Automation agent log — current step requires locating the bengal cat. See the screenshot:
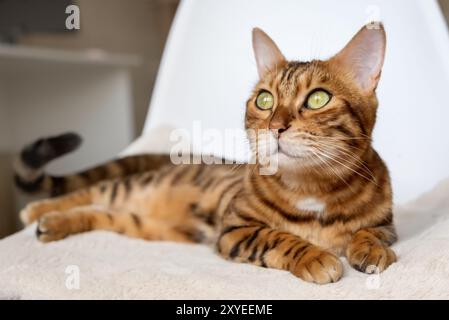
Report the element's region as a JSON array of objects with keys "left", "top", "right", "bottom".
[{"left": 15, "top": 23, "right": 397, "bottom": 284}]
